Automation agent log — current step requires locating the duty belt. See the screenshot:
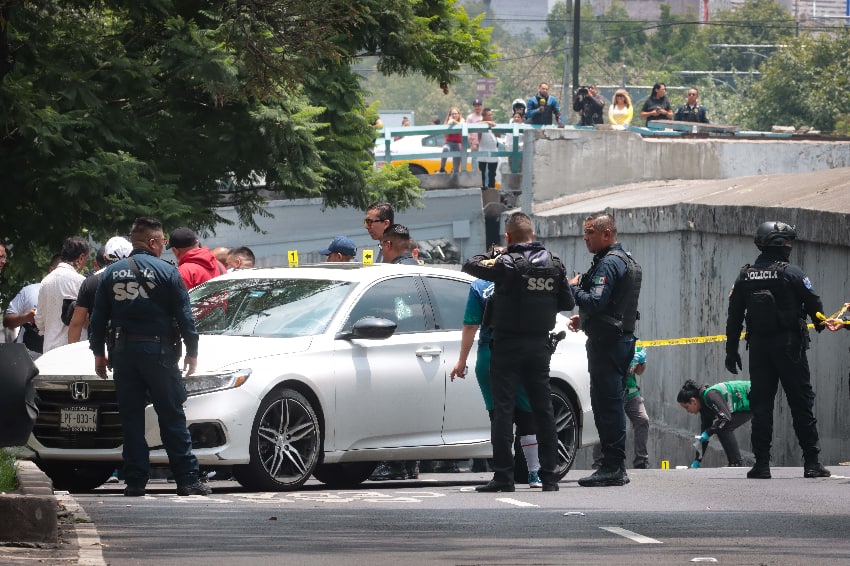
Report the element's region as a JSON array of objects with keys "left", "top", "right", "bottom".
[{"left": 125, "top": 334, "right": 162, "bottom": 342}]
